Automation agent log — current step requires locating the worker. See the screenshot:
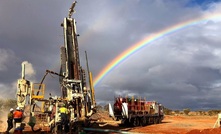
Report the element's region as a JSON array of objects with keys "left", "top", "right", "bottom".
[
  {"left": 6, "top": 108, "right": 14, "bottom": 134},
  {"left": 13, "top": 107, "right": 23, "bottom": 124},
  {"left": 59, "top": 104, "right": 69, "bottom": 132},
  {"left": 59, "top": 104, "right": 68, "bottom": 120}
]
